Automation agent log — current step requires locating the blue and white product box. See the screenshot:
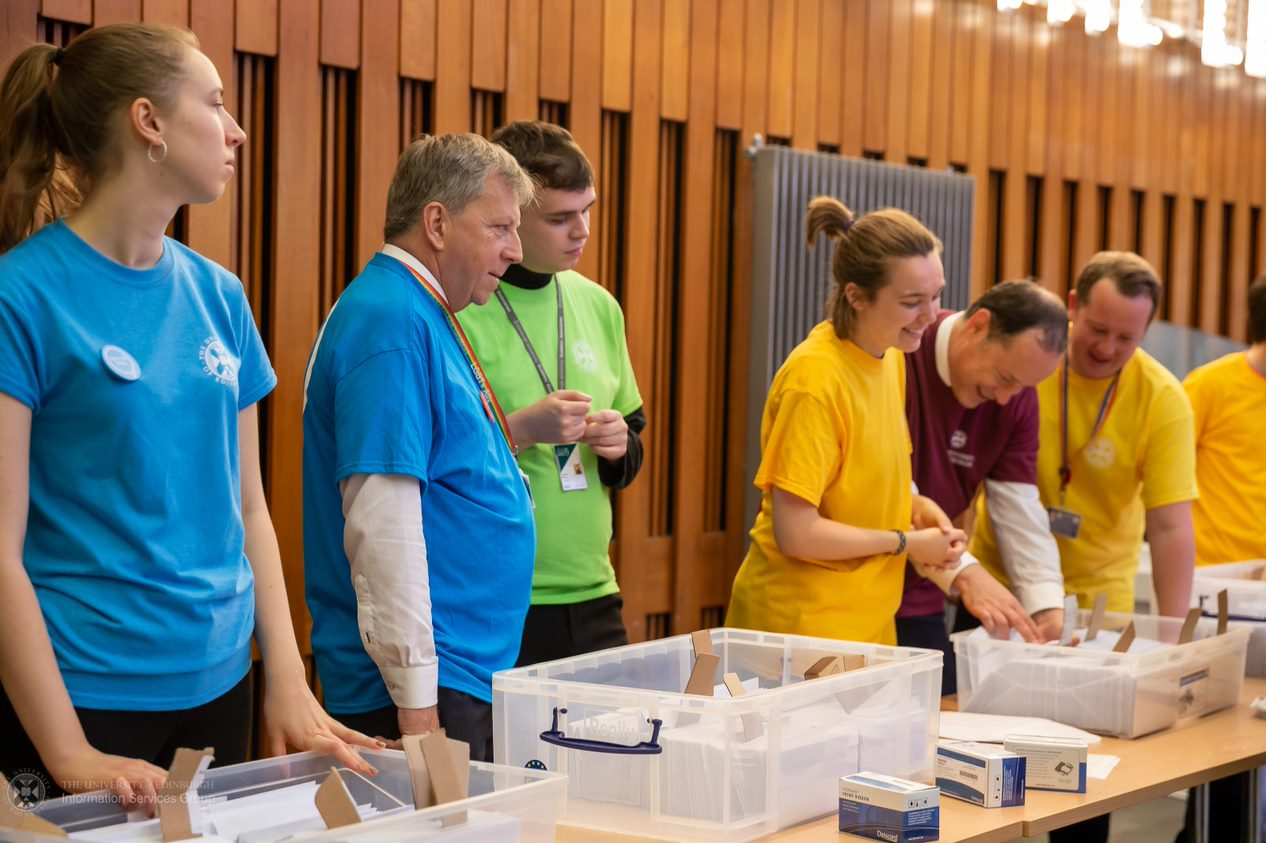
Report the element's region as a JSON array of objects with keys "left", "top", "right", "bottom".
[
  {"left": 935, "top": 741, "right": 1025, "bottom": 808},
  {"left": 1003, "top": 734, "right": 1088, "bottom": 793},
  {"left": 838, "top": 772, "right": 940, "bottom": 843}
]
